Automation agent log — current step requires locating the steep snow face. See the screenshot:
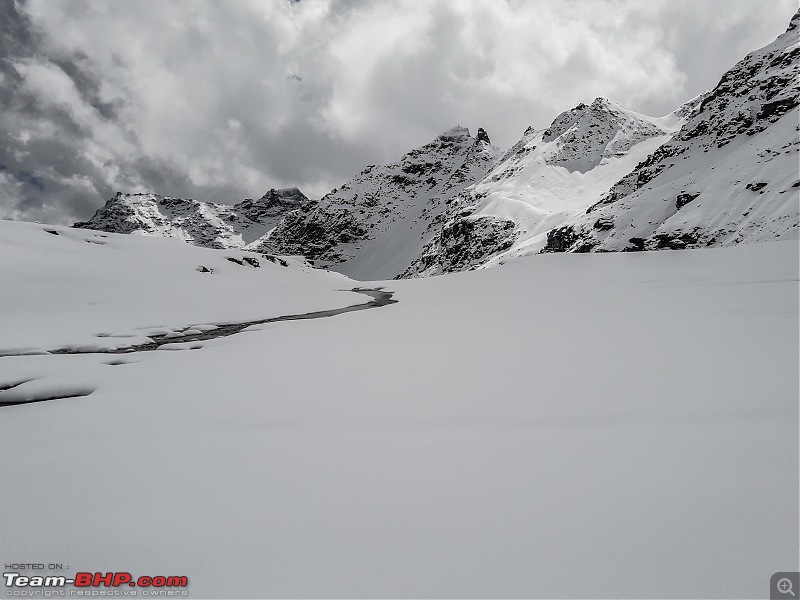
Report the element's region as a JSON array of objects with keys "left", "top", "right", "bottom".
[
  {"left": 74, "top": 188, "right": 310, "bottom": 250},
  {"left": 542, "top": 11, "right": 800, "bottom": 254},
  {"left": 256, "top": 127, "right": 502, "bottom": 280},
  {"left": 403, "top": 98, "right": 676, "bottom": 276}
]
